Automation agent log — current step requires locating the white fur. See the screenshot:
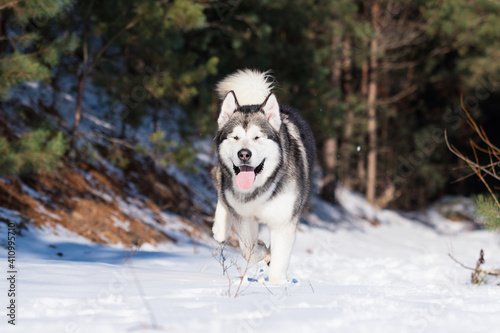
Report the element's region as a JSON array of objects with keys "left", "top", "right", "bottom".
[
  {"left": 212, "top": 200, "right": 231, "bottom": 243},
  {"left": 224, "top": 182, "right": 298, "bottom": 283},
  {"left": 218, "top": 92, "right": 238, "bottom": 130},
  {"left": 216, "top": 69, "right": 274, "bottom": 106},
  {"left": 218, "top": 122, "right": 297, "bottom": 282},
  {"left": 214, "top": 69, "right": 302, "bottom": 283},
  {"left": 262, "top": 94, "right": 281, "bottom": 131},
  {"left": 218, "top": 124, "right": 281, "bottom": 193}
]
